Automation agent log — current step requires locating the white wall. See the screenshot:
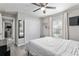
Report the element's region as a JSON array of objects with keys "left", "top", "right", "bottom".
[
  {"left": 40, "top": 17, "right": 53, "bottom": 37},
  {"left": 68, "top": 8, "right": 79, "bottom": 41},
  {"left": 17, "top": 12, "right": 40, "bottom": 45},
  {"left": 42, "top": 17, "right": 49, "bottom": 36},
  {"left": 69, "top": 26, "right": 79, "bottom": 41},
  {"left": 25, "top": 16, "right": 40, "bottom": 43}
]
